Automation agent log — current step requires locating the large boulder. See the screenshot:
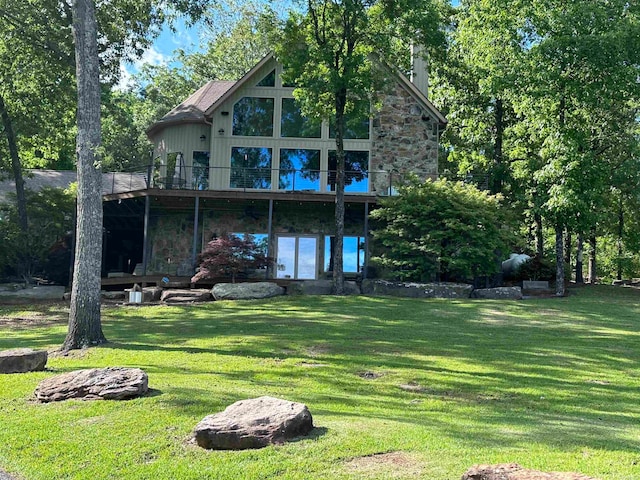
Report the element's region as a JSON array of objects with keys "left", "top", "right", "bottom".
[
  {"left": 160, "top": 289, "right": 212, "bottom": 303},
  {"left": 286, "top": 280, "right": 360, "bottom": 295},
  {"left": 362, "top": 280, "right": 473, "bottom": 299},
  {"left": 212, "top": 282, "right": 284, "bottom": 300},
  {"left": 462, "top": 463, "right": 598, "bottom": 480},
  {"left": 143, "top": 286, "right": 163, "bottom": 302},
  {"left": 0, "top": 348, "right": 47, "bottom": 374},
  {"left": 34, "top": 367, "right": 148, "bottom": 402},
  {"left": 194, "top": 396, "right": 313, "bottom": 450},
  {"left": 472, "top": 287, "right": 523, "bottom": 300}
]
